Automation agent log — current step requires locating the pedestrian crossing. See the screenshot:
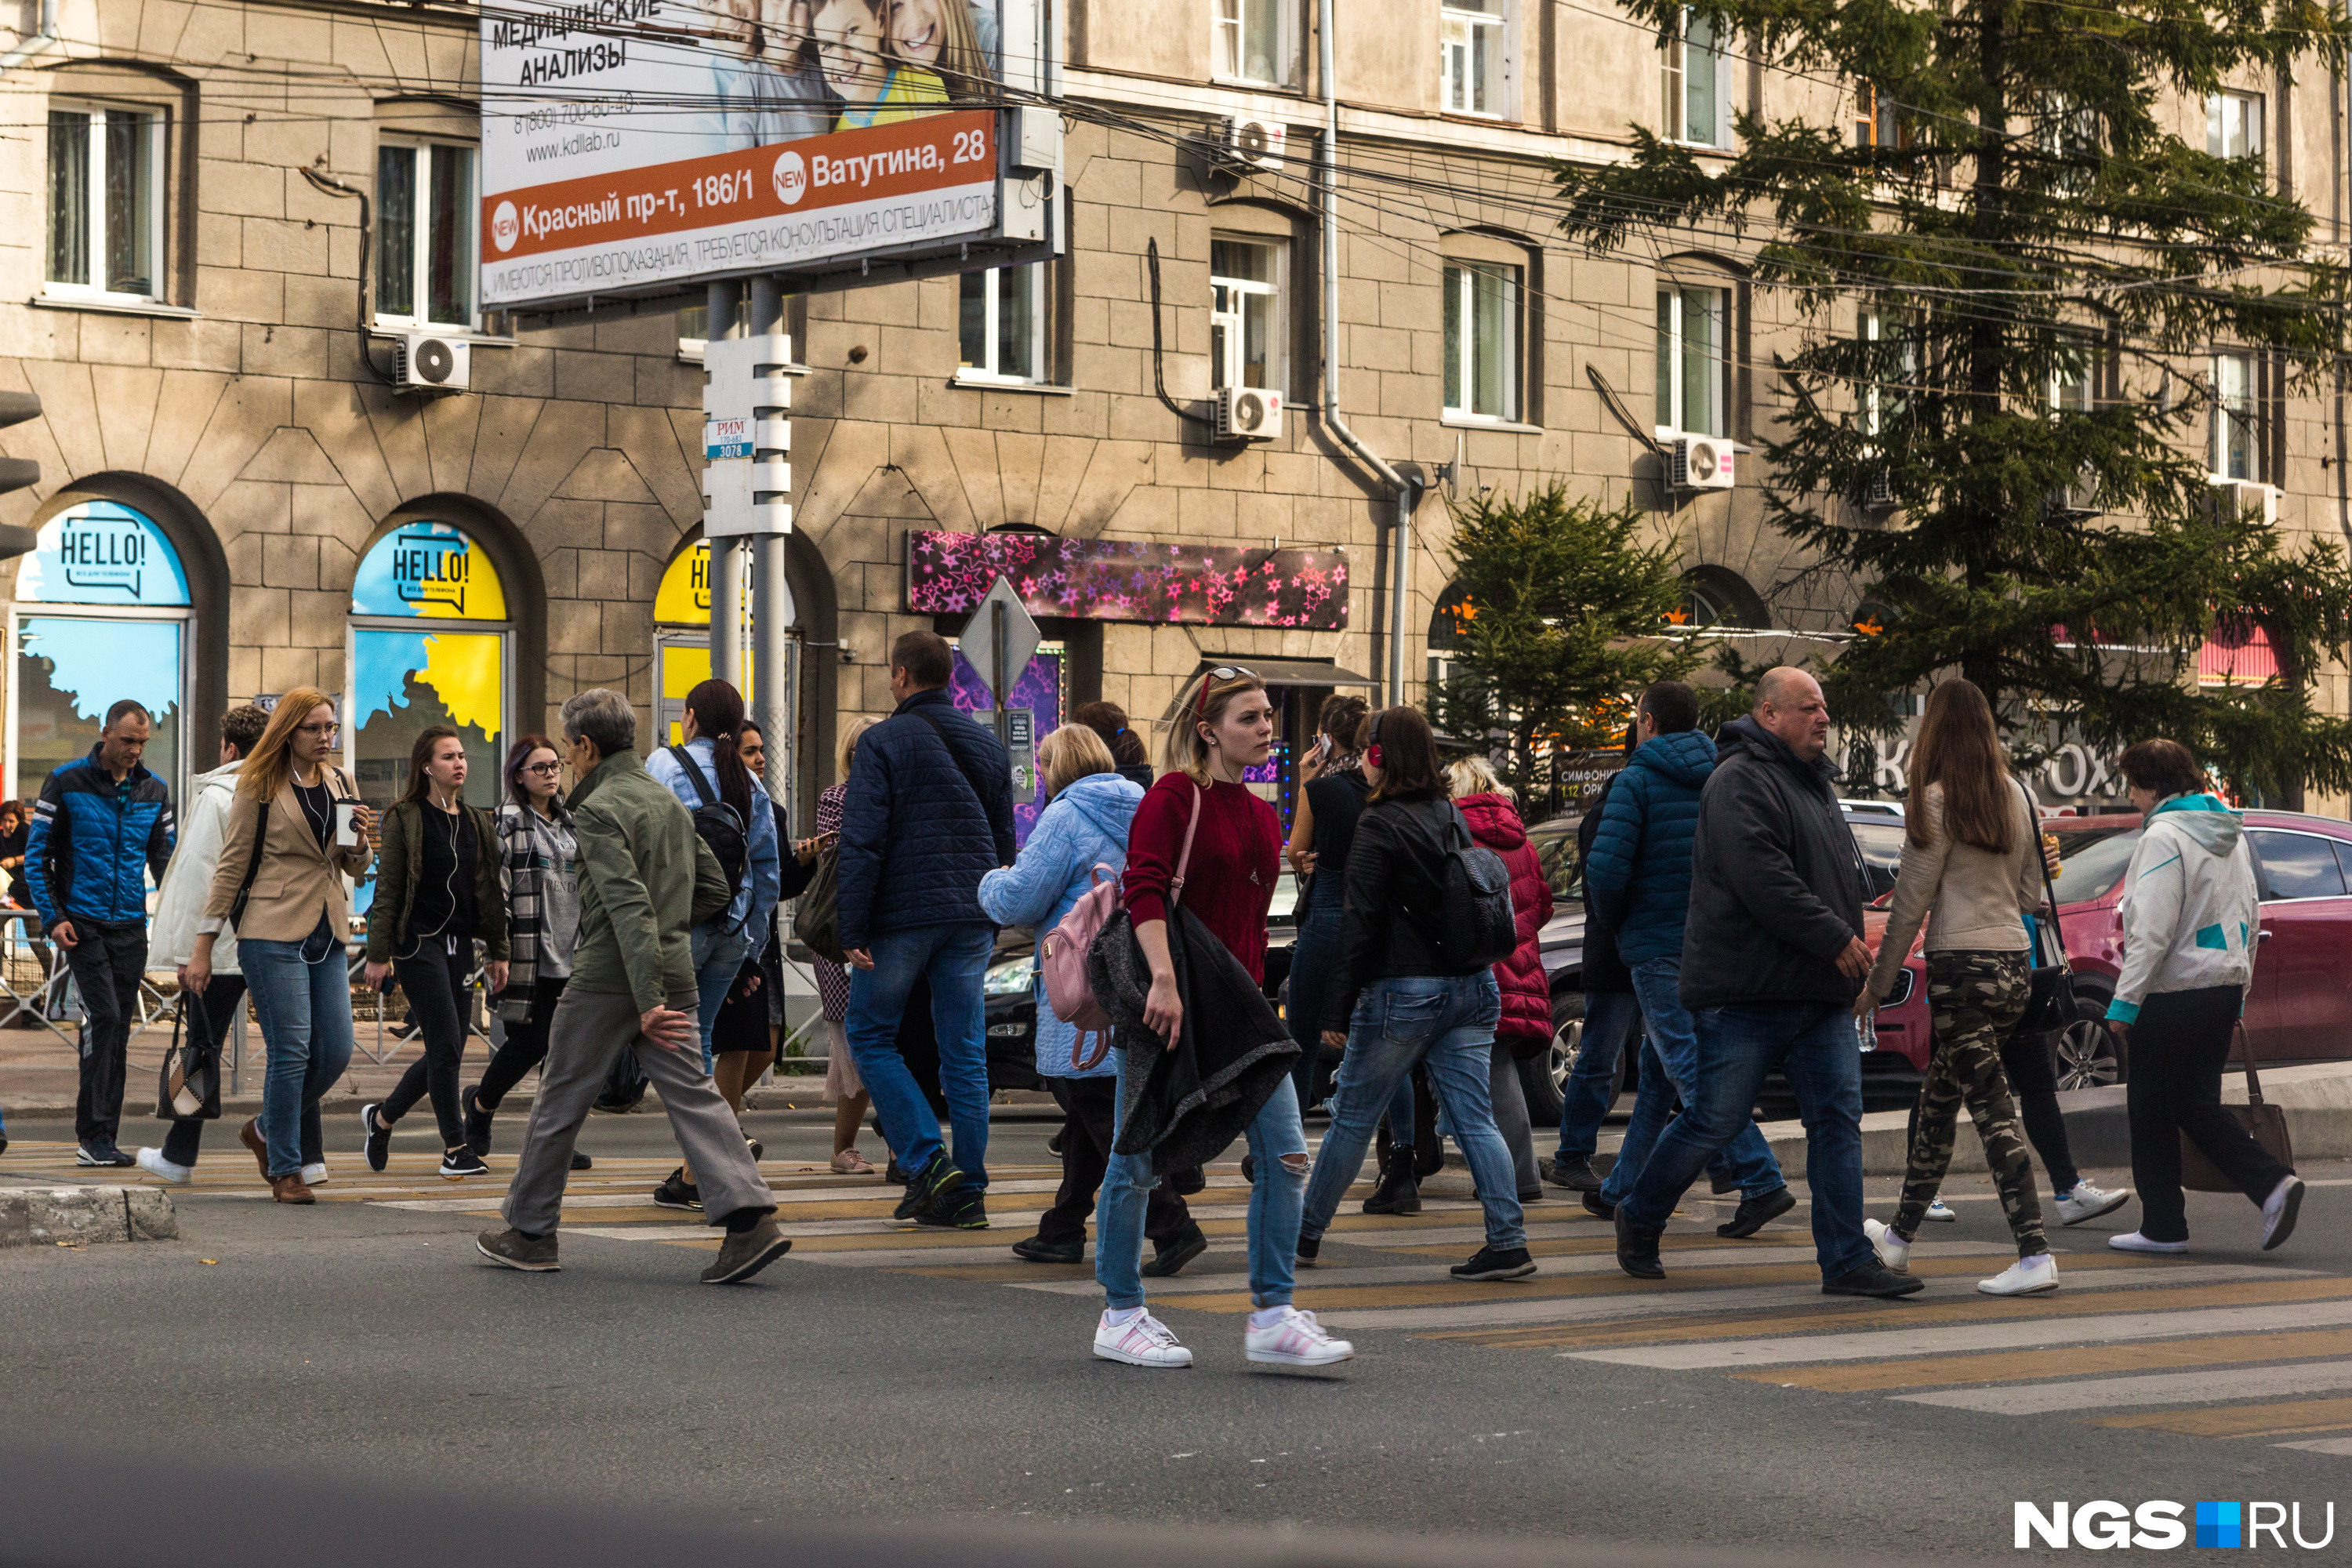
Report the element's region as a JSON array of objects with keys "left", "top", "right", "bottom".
[{"left": 6, "top": 1134, "right": 2349, "bottom": 1457}]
